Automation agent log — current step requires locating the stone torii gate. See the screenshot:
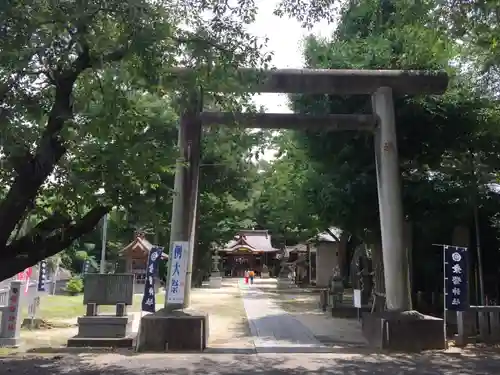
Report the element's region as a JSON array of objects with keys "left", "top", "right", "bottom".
[{"left": 138, "top": 68, "right": 448, "bottom": 352}]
